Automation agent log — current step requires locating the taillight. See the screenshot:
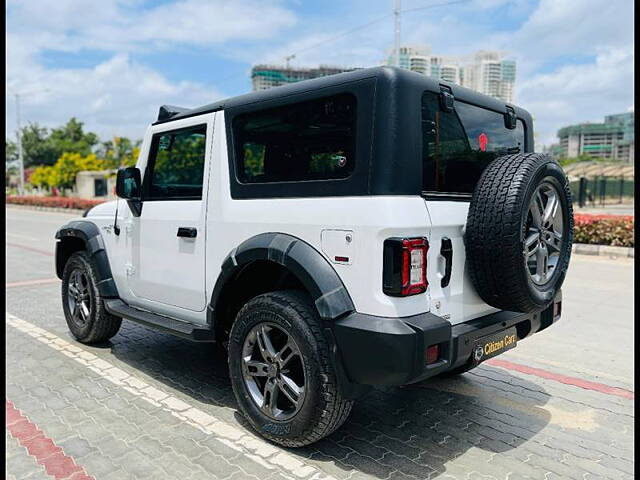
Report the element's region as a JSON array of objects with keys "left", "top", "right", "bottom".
[{"left": 383, "top": 237, "right": 429, "bottom": 296}]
